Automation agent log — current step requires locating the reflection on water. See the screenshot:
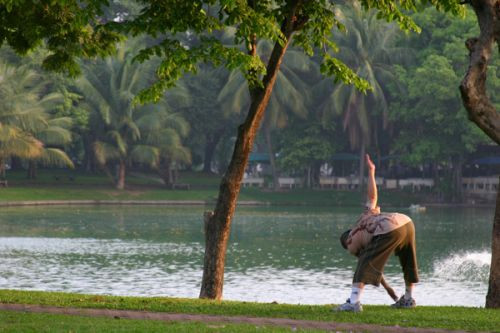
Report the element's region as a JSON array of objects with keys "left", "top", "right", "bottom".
[{"left": 0, "top": 205, "right": 493, "bottom": 306}]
